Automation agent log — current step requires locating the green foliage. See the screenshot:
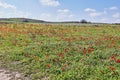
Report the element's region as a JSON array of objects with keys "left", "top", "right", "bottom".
[{"left": 0, "top": 23, "right": 120, "bottom": 80}]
